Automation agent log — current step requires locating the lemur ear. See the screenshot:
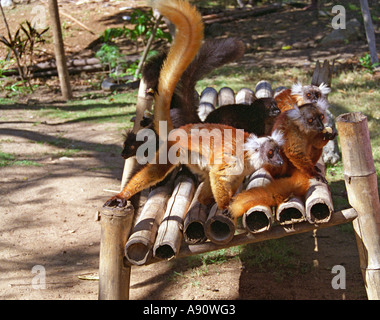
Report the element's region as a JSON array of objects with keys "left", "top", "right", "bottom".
[
  {"left": 244, "top": 134, "right": 260, "bottom": 151},
  {"left": 318, "top": 82, "right": 331, "bottom": 95},
  {"left": 287, "top": 105, "right": 301, "bottom": 120},
  {"left": 271, "top": 129, "right": 285, "bottom": 147},
  {"left": 291, "top": 82, "right": 303, "bottom": 96},
  {"left": 315, "top": 98, "right": 330, "bottom": 112}
]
